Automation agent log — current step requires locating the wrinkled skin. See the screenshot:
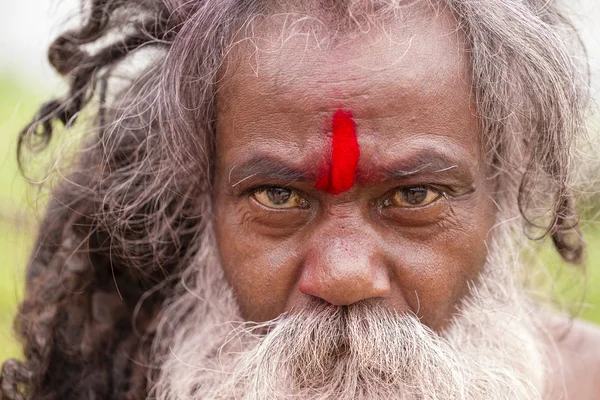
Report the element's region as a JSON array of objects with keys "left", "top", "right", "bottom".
[{"left": 213, "top": 9, "right": 497, "bottom": 332}]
